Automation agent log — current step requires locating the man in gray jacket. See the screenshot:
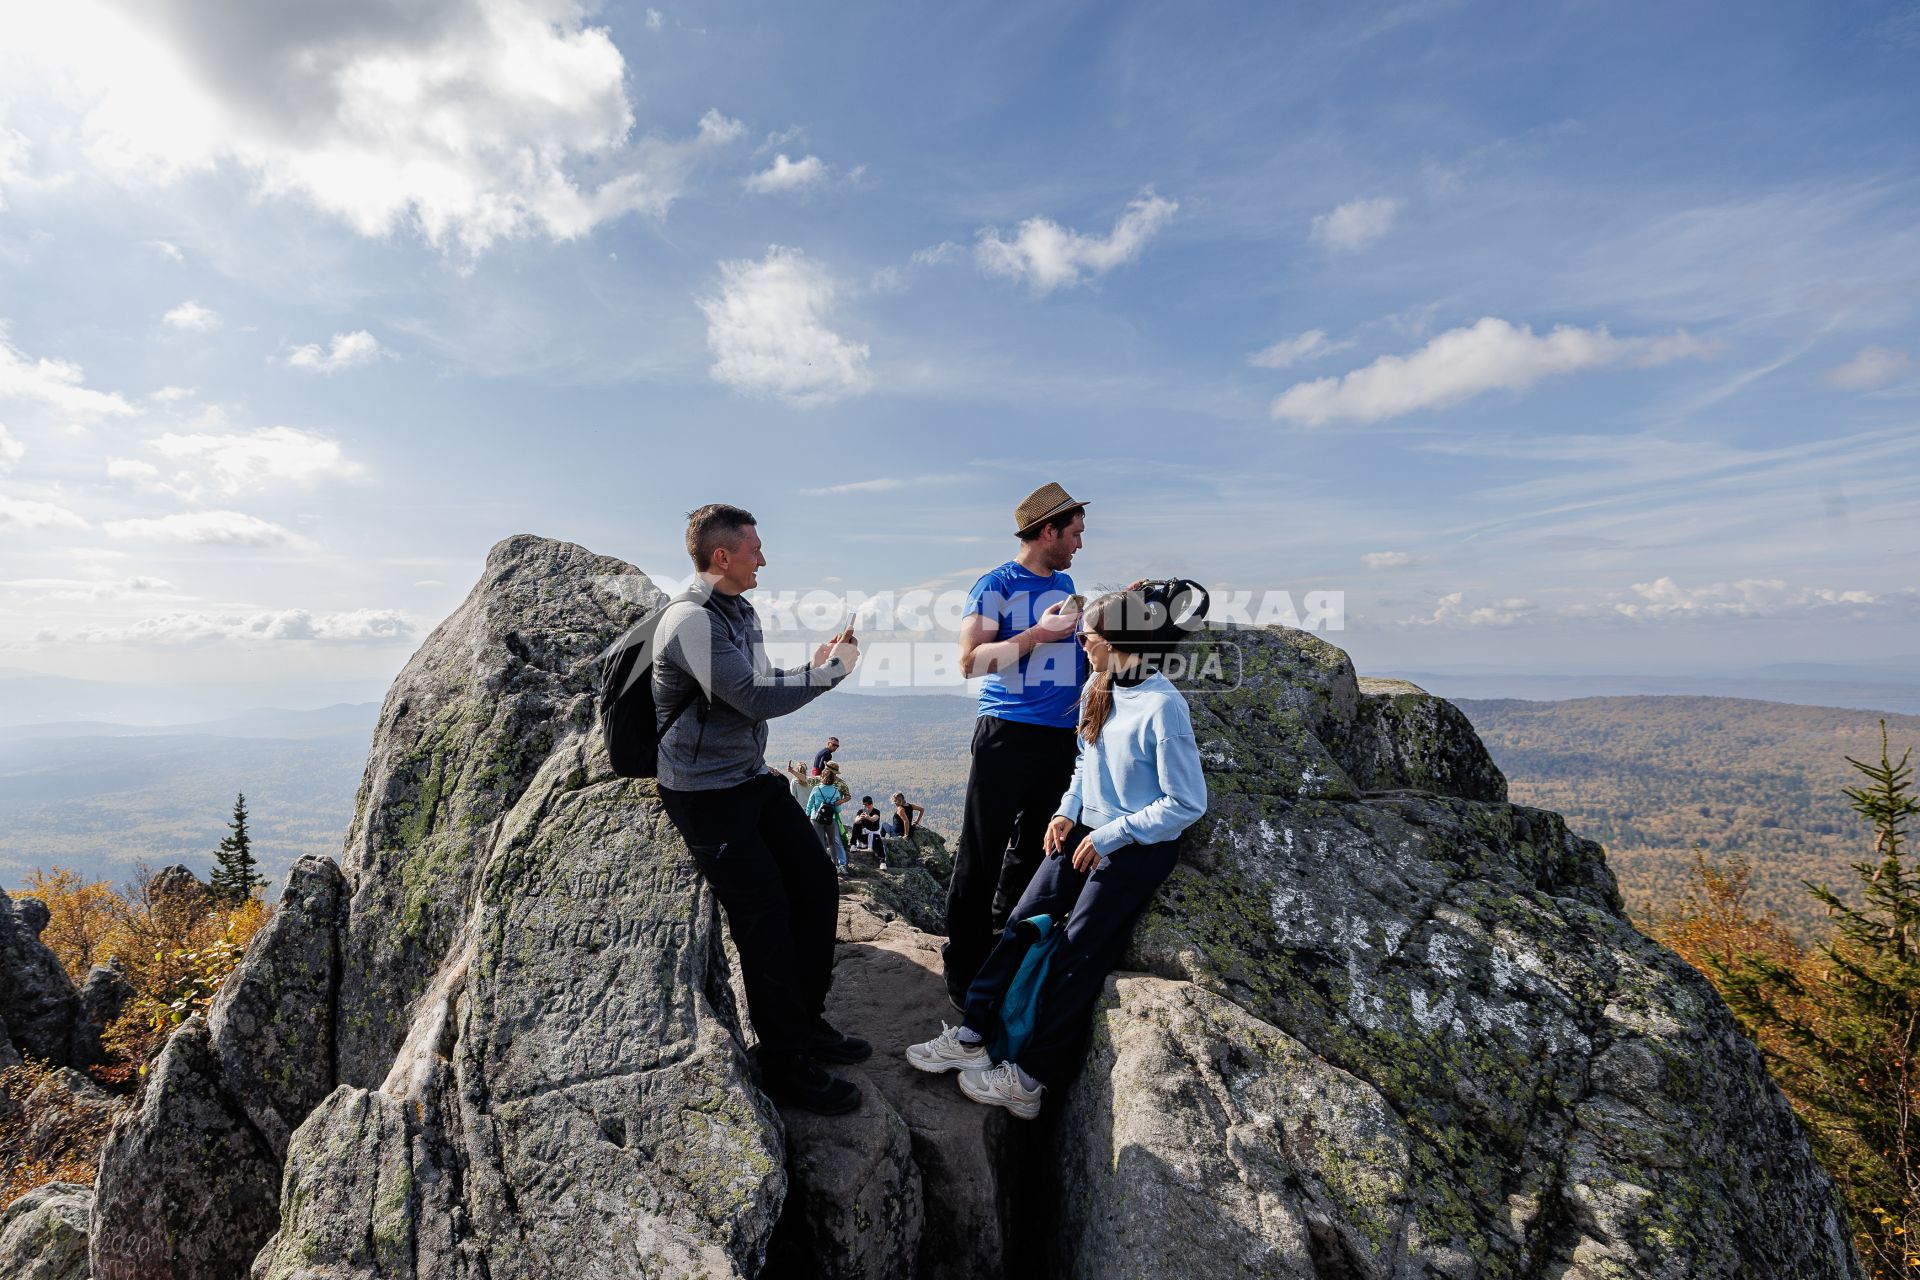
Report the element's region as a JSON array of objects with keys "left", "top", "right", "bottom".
[{"left": 654, "top": 502, "right": 867, "bottom": 1114}]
